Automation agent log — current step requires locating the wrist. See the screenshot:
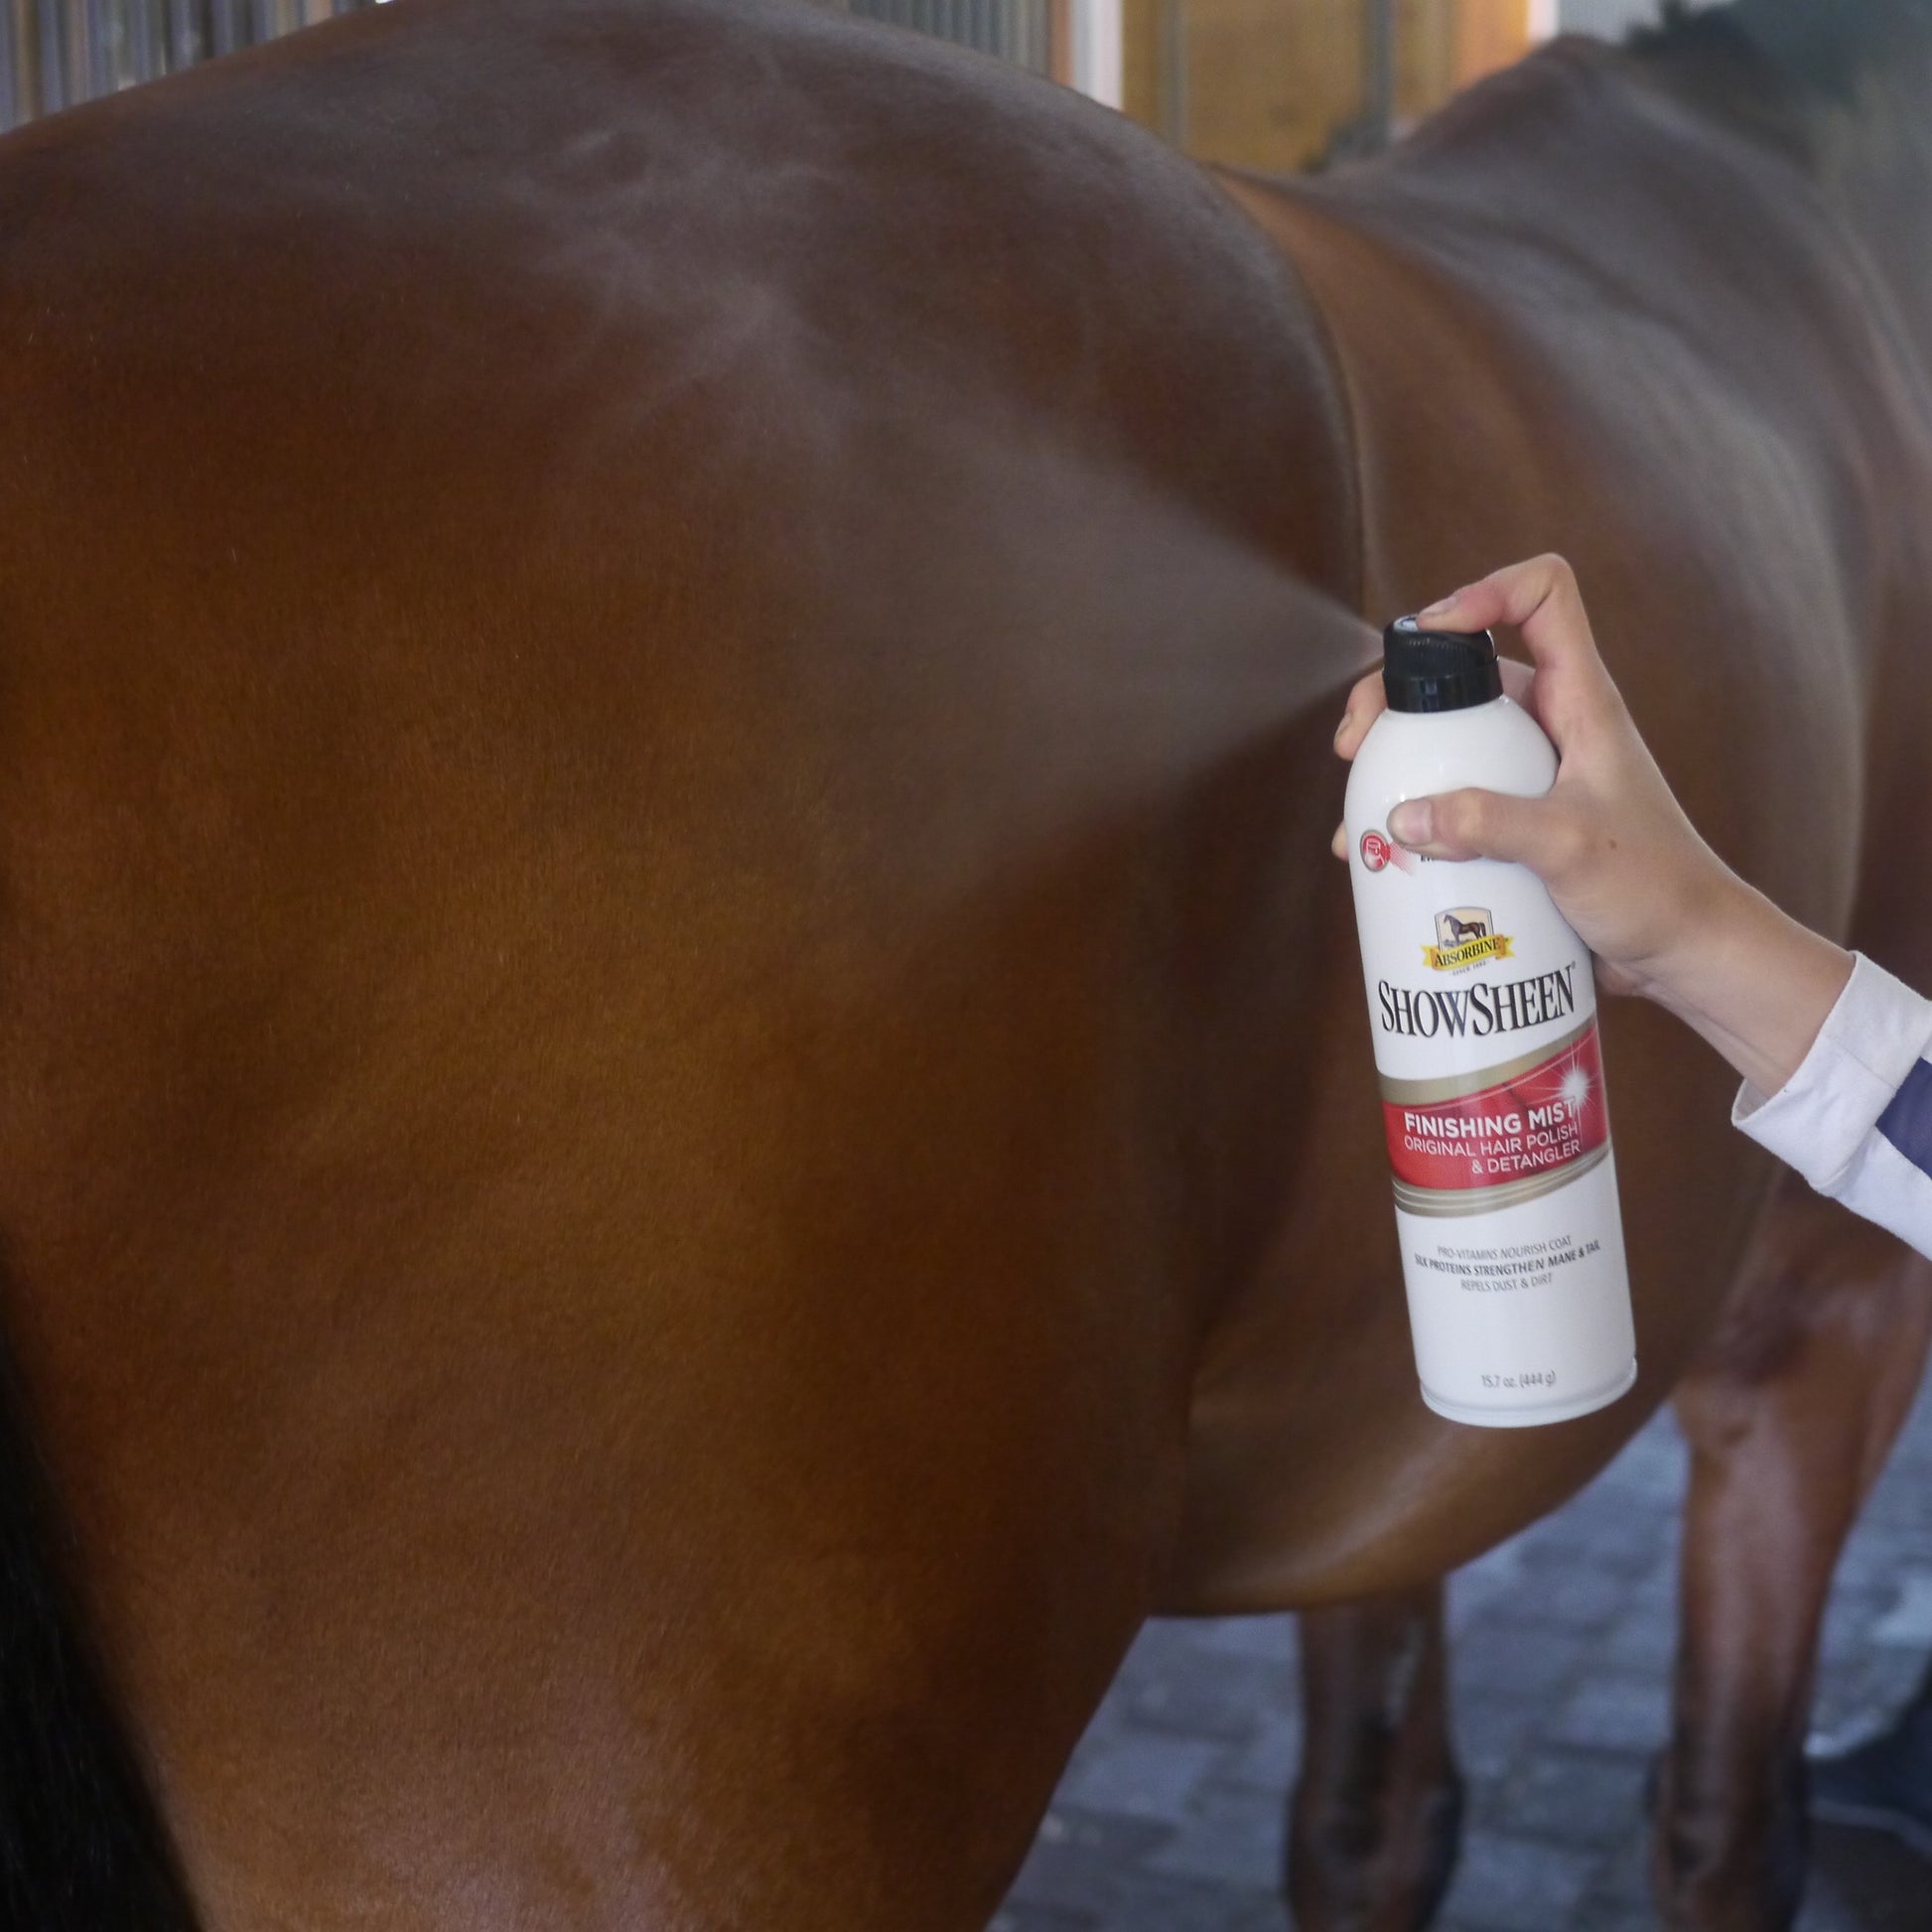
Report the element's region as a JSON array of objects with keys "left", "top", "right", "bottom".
[
  {"left": 1640, "top": 878, "right": 1852, "bottom": 1095},
  {"left": 1631, "top": 869, "right": 1763, "bottom": 1010}
]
